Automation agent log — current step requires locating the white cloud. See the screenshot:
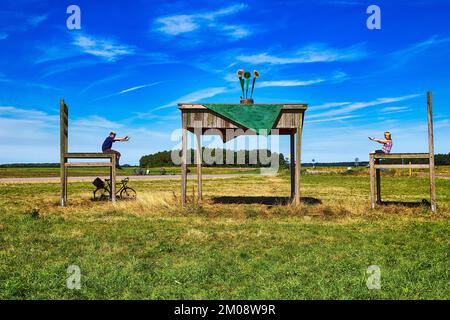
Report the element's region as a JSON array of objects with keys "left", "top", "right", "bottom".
[
  {"left": 72, "top": 34, "right": 135, "bottom": 62},
  {"left": 155, "top": 4, "right": 251, "bottom": 40},
  {"left": 237, "top": 43, "right": 367, "bottom": 65},
  {"left": 380, "top": 106, "right": 411, "bottom": 114},
  {"left": 29, "top": 14, "right": 48, "bottom": 27},
  {"left": 153, "top": 87, "right": 229, "bottom": 111},
  {"left": 0, "top": 33, "right": 8, "bottom": 40},
  {"left": 258, "top": 79, "right": 325, "bottom": 87},
  {"left": 308, "top": 94, "right": 421, "bottom": 119},
  {"left": 93, "top": 82, "right": 163, "bottom": 102}
]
